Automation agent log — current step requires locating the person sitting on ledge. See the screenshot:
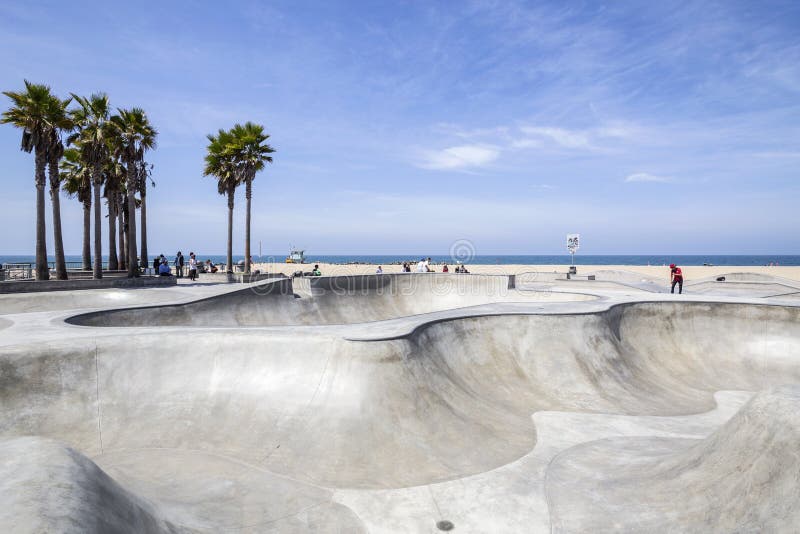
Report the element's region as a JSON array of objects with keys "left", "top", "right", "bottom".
[
  {"left": 311, "top": 264, "right": 322, "bottom": 276},
  {"left": 158, "top": 259, "right": 171, "bottom": 276},
  {"left": 376, "top": 266, "right": 383, "bottom": 274},
  {"left": 442, "top": 264, "right": 449, "bottom": 273}
]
